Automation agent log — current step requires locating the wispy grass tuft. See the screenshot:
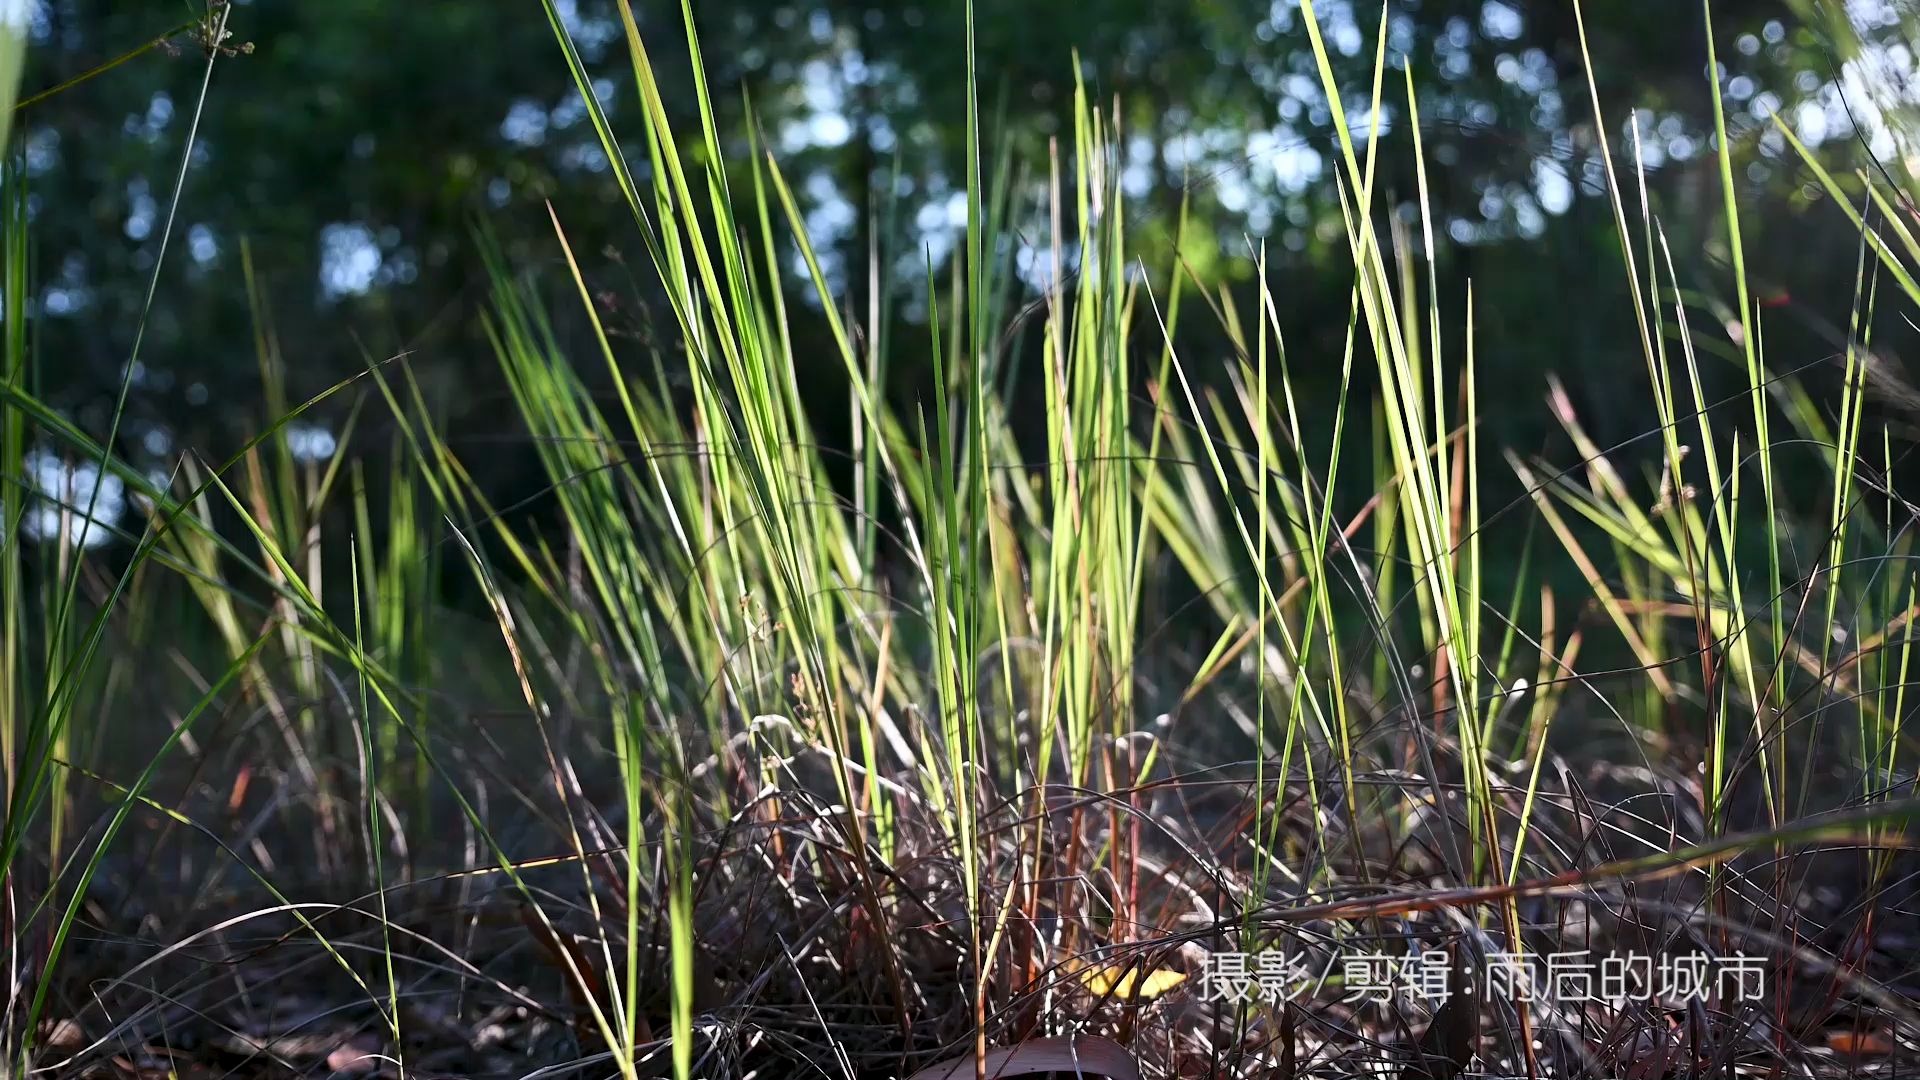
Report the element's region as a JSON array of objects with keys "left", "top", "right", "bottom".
[{"left": 7, "top": 2, "right": 1920, "bottom": 1077}]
